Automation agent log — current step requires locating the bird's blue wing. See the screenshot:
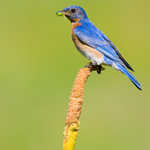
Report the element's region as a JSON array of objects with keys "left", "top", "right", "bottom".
[
  {"left": 74, "top": 20, "right": 134, "bottom": 71},
  {"left": 74, "top": 22, "right": 120, "bottom": 62},
  {"left": 101, "top": 32, "right": 134, "bottom": 71}
]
